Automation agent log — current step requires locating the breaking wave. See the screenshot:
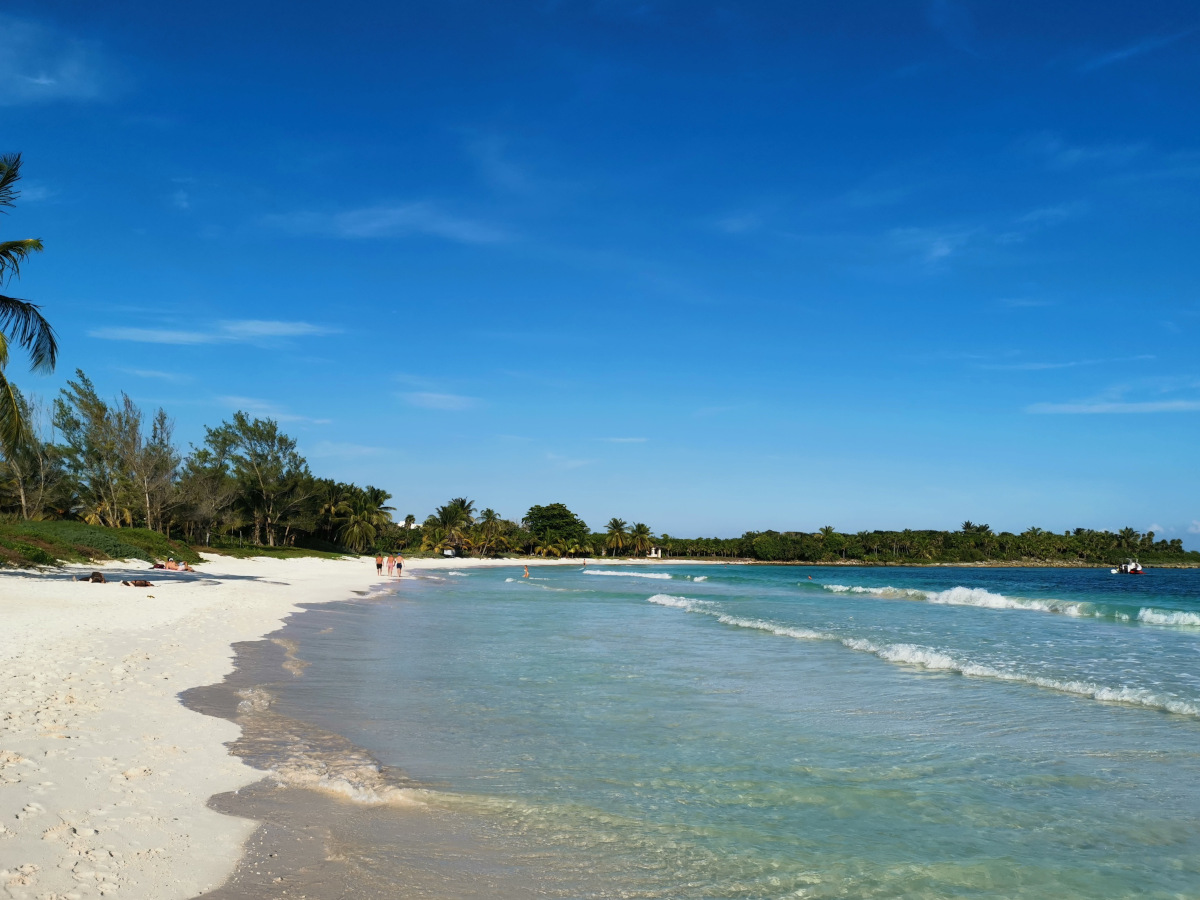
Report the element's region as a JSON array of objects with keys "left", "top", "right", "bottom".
[
  {"left": 1137, "top": 608, "right": 1200, "bottom": 627},
  {"left": 648, "top": 594, "right": 1200, "bottom": 717},
  {"left": 585, "top": 569, "right": 674, "bottom": 580},
  {"left": 817, "top": 582, "right": 1200, "bottom": 627},
  {"left": 691, "top": 575, "right": 708, "bottom": 582}
]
